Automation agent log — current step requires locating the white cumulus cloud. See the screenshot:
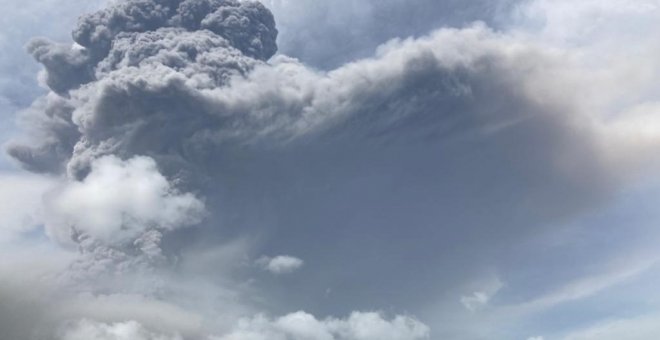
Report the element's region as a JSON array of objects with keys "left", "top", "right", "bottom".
[
  {"left": 44, "top": 155, "right": 205, "bottom": 245},
  {"left": 59, "top": 319, "right": 183, "bottom": 340},
  {"left": 257, "top": 255, "right": 304, "bottom": 274},
  {"left": 213, "top": 311, "right": 430, "bottom": 340}
]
